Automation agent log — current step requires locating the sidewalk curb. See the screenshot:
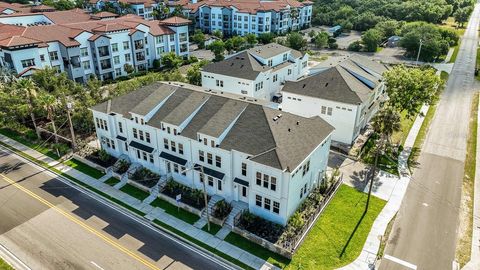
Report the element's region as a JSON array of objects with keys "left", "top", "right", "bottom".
[{"left": 0, "top": 244, "right": 31, "bottom": 270}]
